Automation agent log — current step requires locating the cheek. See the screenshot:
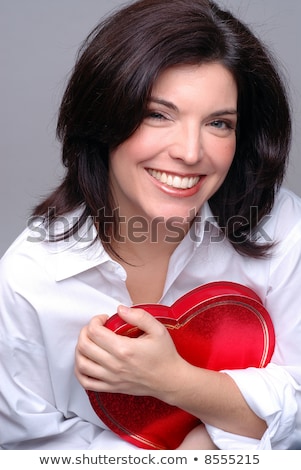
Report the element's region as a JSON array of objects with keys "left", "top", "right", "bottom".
[
  {"left": 110, "top": 143, "right": 138, "bottom": 177},
  {"left": 112, "top": 132, "right": 151, "bottom": 167},
  {"left": 214, "top": 139, "right": 236, "bottom": 171}
]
